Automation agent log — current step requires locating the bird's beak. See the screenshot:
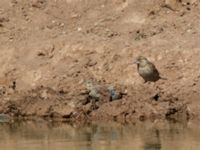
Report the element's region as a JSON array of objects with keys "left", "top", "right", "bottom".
[
  {"left": 133, "top": 60, "right": 139, "bottom": 64},
  {"left": 127, "top": 60, "right": 139, "bottom": 65}
]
